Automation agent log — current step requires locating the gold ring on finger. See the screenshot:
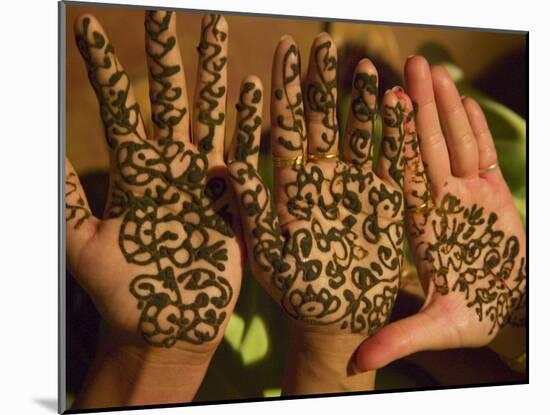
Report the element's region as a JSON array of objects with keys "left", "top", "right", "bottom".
[
  {"left": 407, "top": 200, "right": 434, "bottom": 214},
  {"left": 479, "top": 161, "right": 499, "bottom": 175},
  {"left": 272, "top": 154, "right": 305, "bottom": 167},
  {"left": 307, "top": 152, "right": 339, "bottom": 162}
]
